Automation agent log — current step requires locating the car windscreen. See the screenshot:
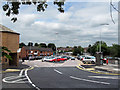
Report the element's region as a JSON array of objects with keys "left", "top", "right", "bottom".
[{"left": 90, "top": 56, "right": 95, "bottom": 59}]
